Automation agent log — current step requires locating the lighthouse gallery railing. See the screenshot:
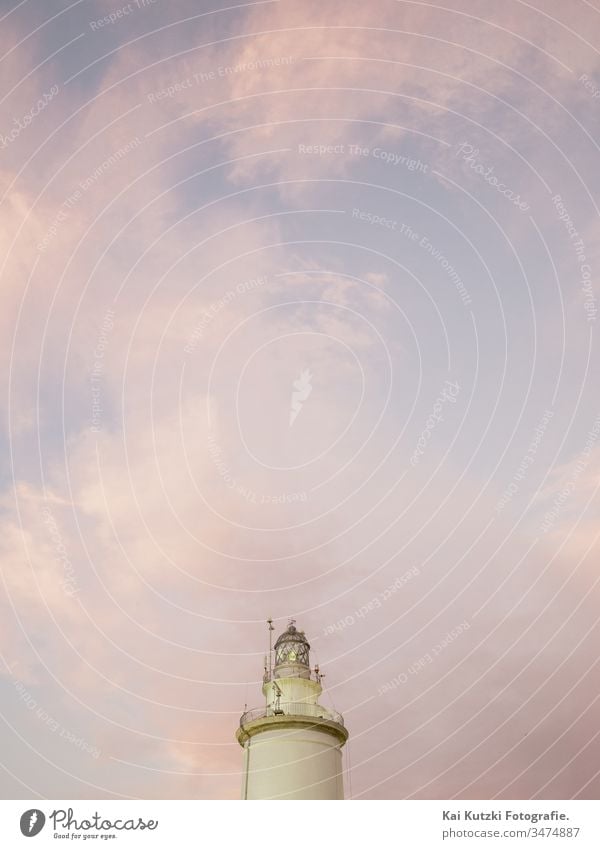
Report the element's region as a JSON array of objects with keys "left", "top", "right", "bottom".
[{"left": 240, "top": 702, "right": 345, "bottom": 727}]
